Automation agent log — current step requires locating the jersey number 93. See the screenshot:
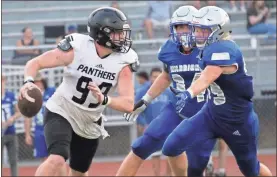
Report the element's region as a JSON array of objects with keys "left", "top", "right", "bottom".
[{"left": 72, "top": 76, "right": 112, "bottom": 108}]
